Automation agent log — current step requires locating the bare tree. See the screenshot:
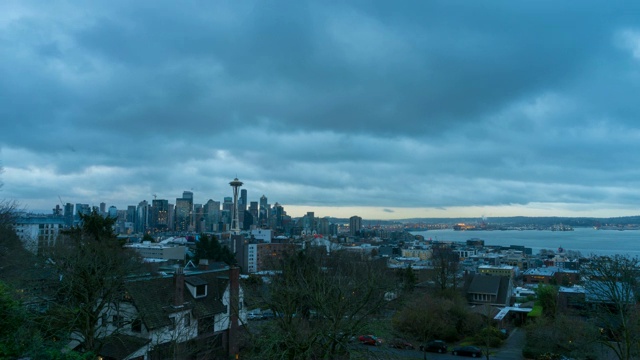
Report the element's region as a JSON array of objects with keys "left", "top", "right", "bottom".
[
  {"left": 429, "top": 244, "right": 460, "bottom": 293},
  {"left": 244, "top": 248, "right": 395, "bottom": 360},
  {"left": 0, "top": 165, "right": 18, "bottom": 228},
  {"left": 40, "top": 210, "right": 143, "bottom": 354},
  {"left": 524, "top": 315, "right": 600, "bottom": 359},
  {"left": 393, "top": 292, "right": 481, "bottom": 360},
  {"left": 581, "top": 254, "right": 640, "bottom": 360}
]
